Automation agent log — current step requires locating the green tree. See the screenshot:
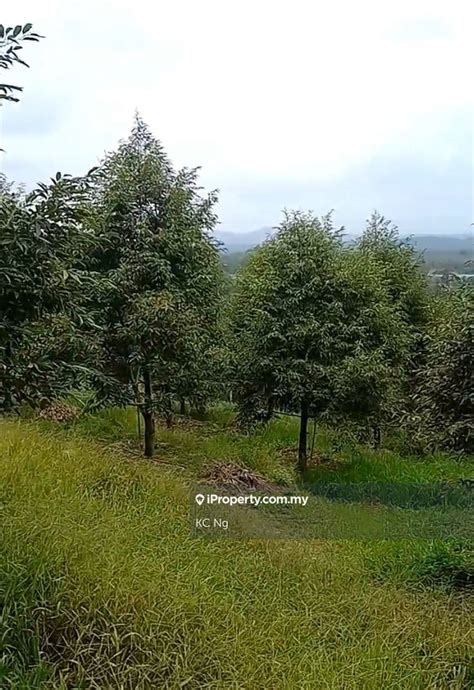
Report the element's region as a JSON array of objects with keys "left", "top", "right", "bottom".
[
  {"left": 358, "top": 212, "right": 429, "bottom": 331},
  {"left": 89, "top": 115, "right": 224, "bottom": 456},
  {"left": 0, "top": 23, "right": 42, "bottom": 103},
  {"left": 0, "top": 172, "right": 99, "bottom": 411},
  {"left": 416, "top": 282, "right": 473, "bottom": 453},
  {"left": 229, "top": 210, "right": 407, "bottom": 471},
  {"left": 356, "top": 211, "right": 431, "bottom": 444}
]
